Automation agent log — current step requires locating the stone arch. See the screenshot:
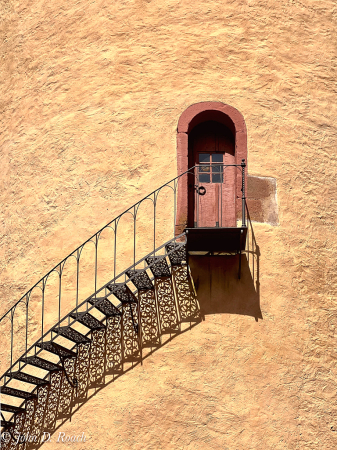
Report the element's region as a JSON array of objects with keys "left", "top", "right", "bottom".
[{"left": 176, "top": 102, "right": 247, "bottom": 233}]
